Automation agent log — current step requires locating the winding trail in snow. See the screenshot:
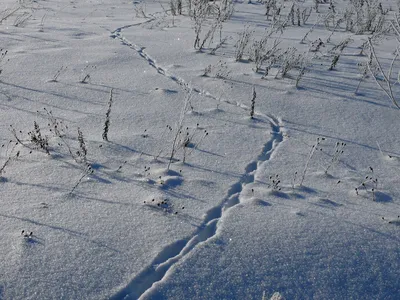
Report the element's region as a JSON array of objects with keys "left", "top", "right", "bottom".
[
  {"left": 110, "top": 24, "right": 214, "bottom": 98},
  {"left": 109, "top": 23, "right": 285, "bottom": 300}
]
